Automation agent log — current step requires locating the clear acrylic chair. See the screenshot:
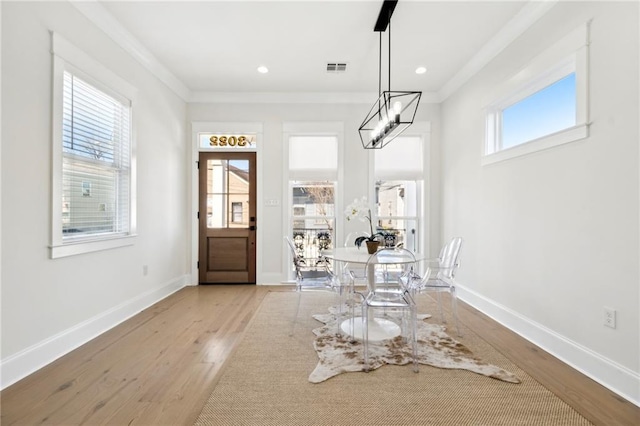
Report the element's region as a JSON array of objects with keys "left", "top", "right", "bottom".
[
  {"left": 342, "top": 231, "right": 370, "bottom": 340},
  {"left": 361, "top": 248, "right": 418, "bottom": 373},
  {"left": 343, "top": 232, "right": 370, "bottom": 279},
  {"left": 408, "top": 237, "right": 463, "bottom": 336},
  {"left": 285, "top": 236, "right": 341, "bottom": 336}
]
